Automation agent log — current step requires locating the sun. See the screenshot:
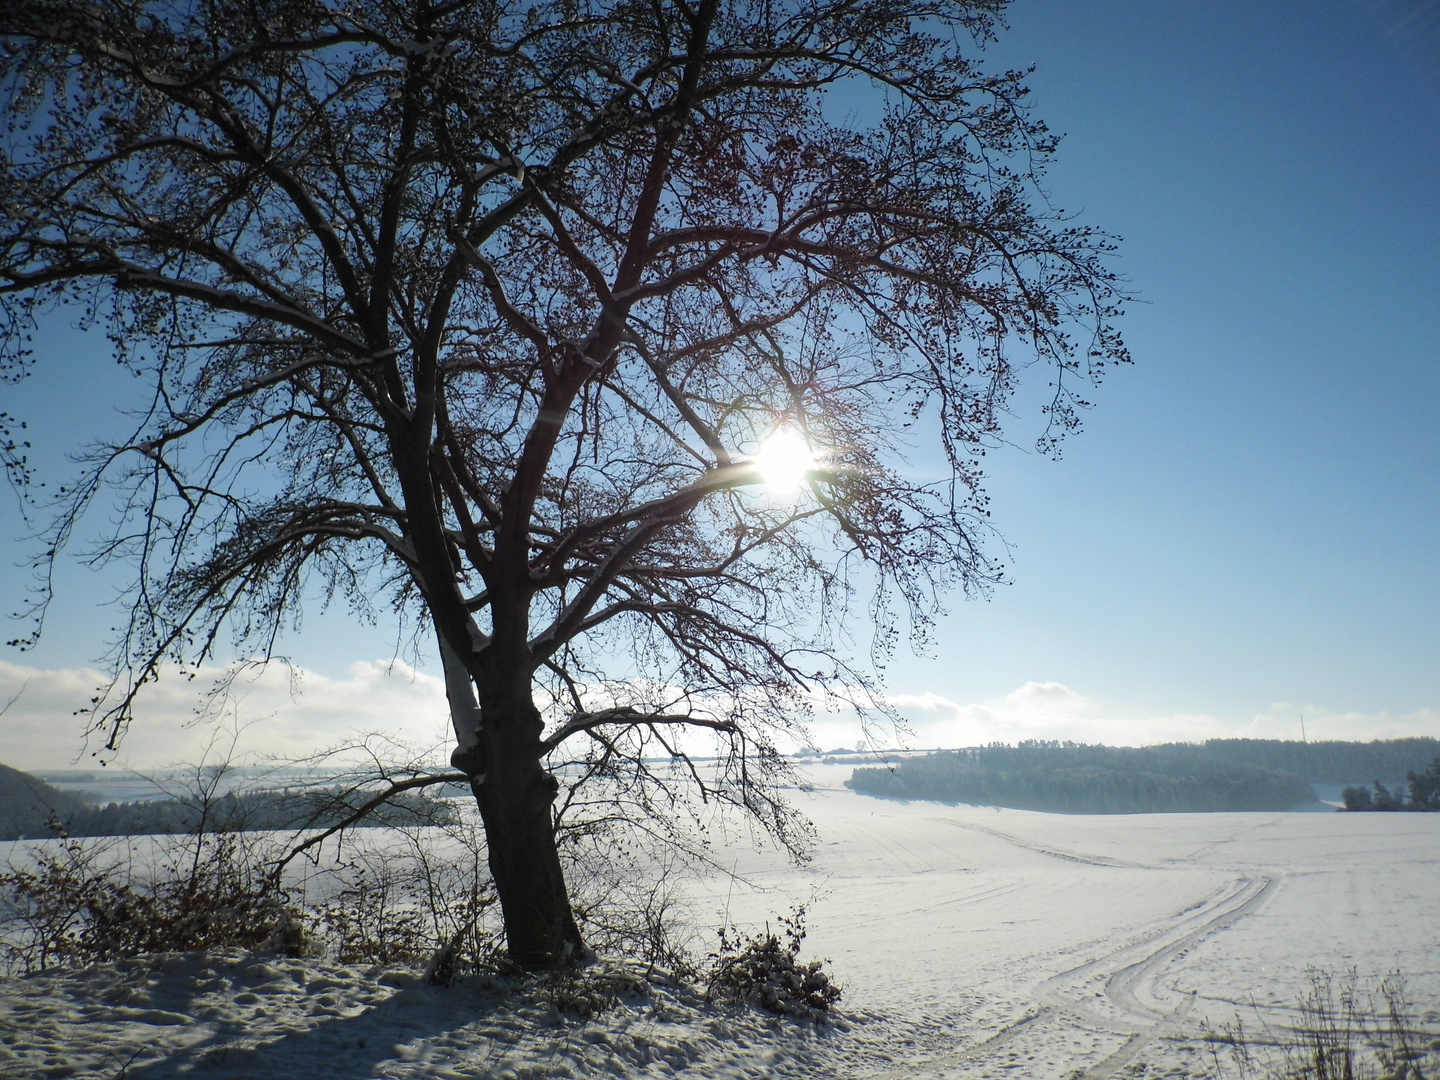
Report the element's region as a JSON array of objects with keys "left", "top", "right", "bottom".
[{"left": 752, "top": 428, "right": 816, "bottom": 493}]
